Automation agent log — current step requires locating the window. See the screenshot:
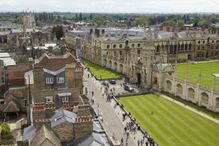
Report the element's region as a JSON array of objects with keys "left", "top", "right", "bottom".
[
  {"left": 113, "top": 44, "right": 116, "bottom": 48},
  {"left": 119, "top": 44, "right": 123, "bottom": 48},
  {"left": 107, "top": 45, "right": 110, "bottom": 49},
  {"left": 62, "top": 97, "right": 69, "bottom": 103},
  {"left": 132, "top": 44, "right": 135, "bottom": 47},
  {"left": 46, "top": 77, "right": 54, "bottom": 84},
  {"left": 137, "top": 50, "right": 141, "bottom": 55},
  {"left": 138, "top": 43, "right": 141, "bottom": 47},
  {"left": 57, "top": 77, "right": 64, "bottom": 84},
  {"left": 120, "top": 51, "right": 122, "bottom": 56},
  {"left": 44, "top": 96, "right": 53, "bottom": 103},
  {"left": 24, "top": 99, "right": 27, "bottom": 107}
]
